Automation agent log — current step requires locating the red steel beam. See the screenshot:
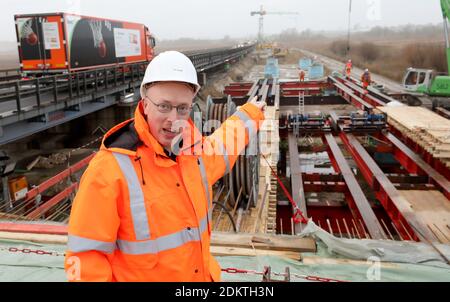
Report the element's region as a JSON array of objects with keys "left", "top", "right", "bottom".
[
  {"left": 303, "top": 181, "right": 347, "bottom": 193},
  {"left": 324, "top": 133, "right": 387, "bottom": 239},
  {"left": 339, "top": 131, "right": 438, "bottom": 242},
  {"left": 226, "top": 82, "right": 253, "bottom": 87},
  {"left": 282, "top": 88, "right": 323, "bottom": 96},
  {"left": 281, "top": 81, "right": 332, "bottom": 89},
  {"left": 223, "top": 89, "right": 250, "bottom": 97},
  {"left": 336, "top": 76, "right": 386, "bottom": 107},
  {"left": 24, "top": 153, "right": 95, "bottom": 203},
  {"left": 328, "top": 76, "right": 373, "bottom": 111},
  {"left": 346, "top": 76, "right": 399, "bottom": 104},
  {"left": 288, "top": 133, "right": 307, "bottom": 233},
  {"left": 389, "top": 126, "right": 450, "bottom": 180},
  {"left": 224, "top": 83, "right": 254, "bottom": 96},
  {"left": 384, "top": 132, "right": 450, "bottom": 200},
  {"left": 324, "top": 136, "right": 368, "bottom": 238},
  {"left": 302, "top": 173, "right": 343, "bottom": 182},
  {"left": 26, "top": 182, "right": 78, "bottom": 219}
]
